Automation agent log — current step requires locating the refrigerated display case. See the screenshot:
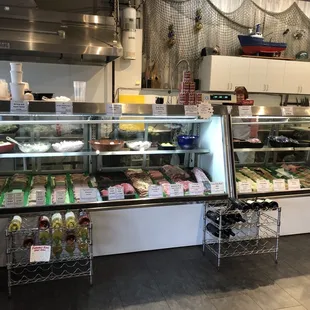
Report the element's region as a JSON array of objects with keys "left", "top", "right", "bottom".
[{"left": 230, "top": 106, "right": 310, "bottom": 235}]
